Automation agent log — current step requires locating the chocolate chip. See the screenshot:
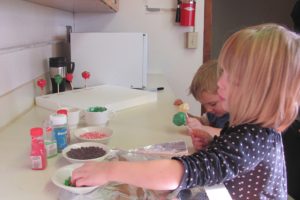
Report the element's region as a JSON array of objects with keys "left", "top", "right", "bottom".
[{"left": 66, "top": 146, "right": 106, "bottom": 160}]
